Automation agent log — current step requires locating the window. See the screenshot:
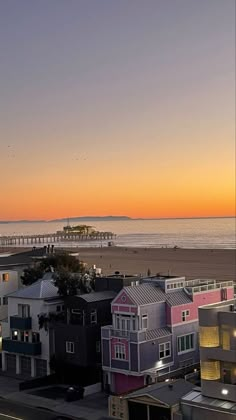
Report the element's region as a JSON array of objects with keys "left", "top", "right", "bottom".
[
  {"left": 115, "top": 344, "right": 126, "bottom": 360},
  {"left": 90, "top": 310, "right": 97, "bottom": 324},
  {"left": 3, "top": 297, "right": 8, "bottom": 305},
  {"left": 18, "top": 304, "right": 30, "bottom": 317},
  {"left": 56, "top": 305, "right": 61, "bottom": 312},
  {"left": 0, "top": 298, "right": 1, "bottom": 305},
  {"left": 182, "top": 310, "right": 190, "bottom": 322},
  {"left": 12, "top": 330, "right": 18, "bottom": 340},
  {"left": 142, "top": 315, "right": 148, "bottom": 330},
  {"left": 96, "top": 341, "right": 101, "bottom": 353},
  {"left": 115, "top": 314, "right": 136, "bottom": 331},
  {"left": 66, "top": 341, "right": 75, "bottom": 354},
  {"left": 24, "top": 332, "right": 29, "bottom": 343},
  {"left": 159, "top": 342, "right": 171, "bottom": 359},
  {"left": 178, "top": 334, "right": 194, "bottom": 354},
  {"left": 2, "top": 273, "right": 9, "bottom": 282},
  {"left": 32, "top": 332, "right": 40, "bottom": 343}
]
